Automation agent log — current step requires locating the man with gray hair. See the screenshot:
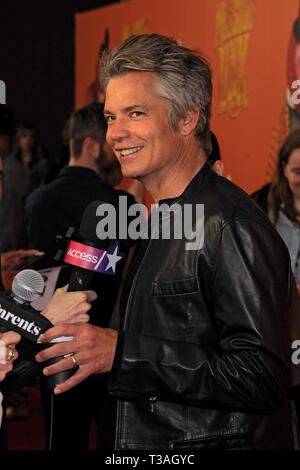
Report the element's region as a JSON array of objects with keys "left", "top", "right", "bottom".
[{"left": 36, "top": 34, "right": 294, "bottom": 449}]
